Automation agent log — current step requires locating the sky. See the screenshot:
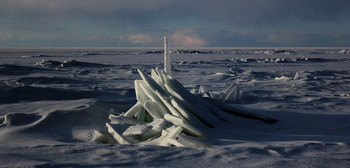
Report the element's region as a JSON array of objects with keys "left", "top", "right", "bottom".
[{"left": 1, "top": 0, "right": 350, "bottom": 47}]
